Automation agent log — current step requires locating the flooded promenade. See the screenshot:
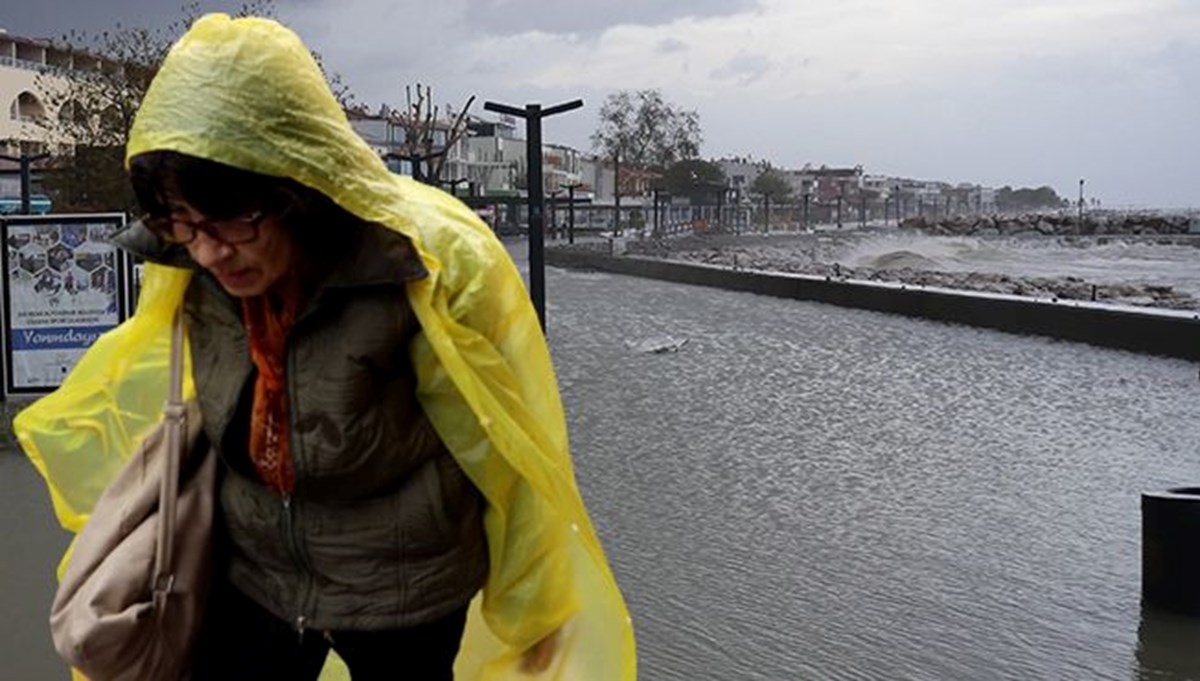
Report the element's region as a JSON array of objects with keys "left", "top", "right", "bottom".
[{"left": 2, "top": 240, "right": 1198, "bottom": 679}]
